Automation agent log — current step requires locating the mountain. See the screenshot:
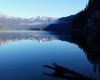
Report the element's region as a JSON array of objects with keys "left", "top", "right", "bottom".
[
  {"left": 0, "top": 12, "right": 57, "bottom": 30},
  {"left": 44, "top": 15, "right": 75, "bottom": 31}
]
